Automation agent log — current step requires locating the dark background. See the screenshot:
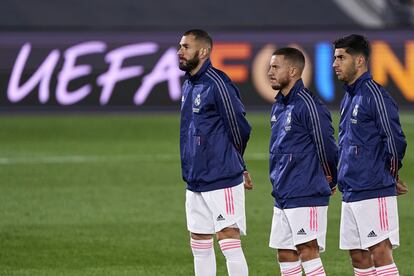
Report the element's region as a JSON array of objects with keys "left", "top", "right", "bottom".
[{"left": 1, "top": 0, "right": 413, "bottom": 111}]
